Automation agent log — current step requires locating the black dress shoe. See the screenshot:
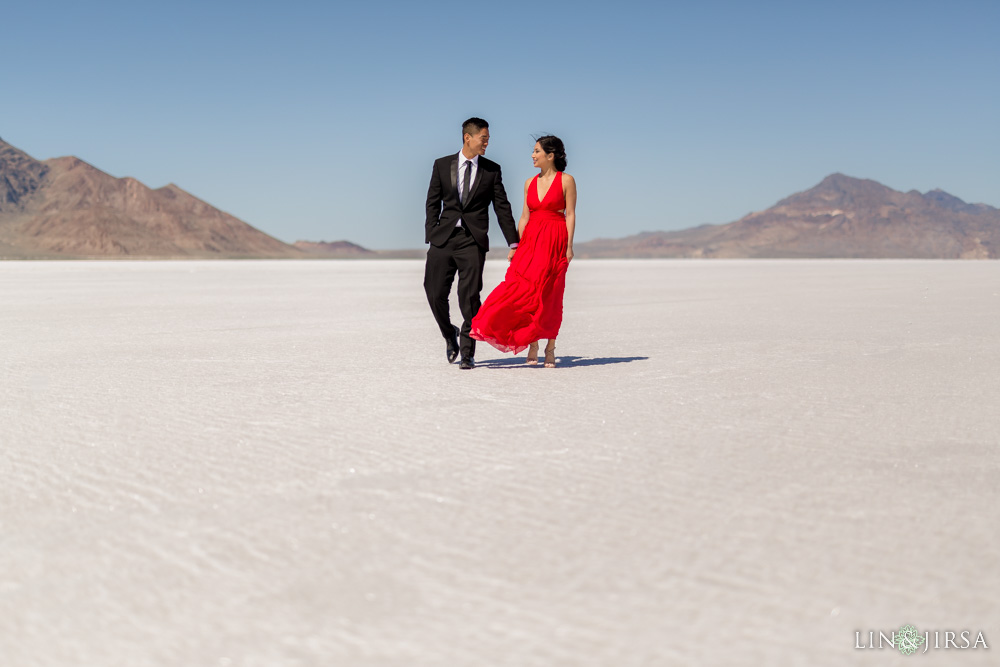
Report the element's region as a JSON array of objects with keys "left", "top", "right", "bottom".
[
  {"left": 459, "top": 356, "right": 475, "bottom": 370},
  {"left": 446, "top": 325, "right": 460, "bottom": 364}
]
